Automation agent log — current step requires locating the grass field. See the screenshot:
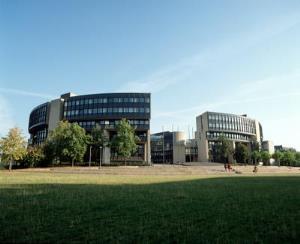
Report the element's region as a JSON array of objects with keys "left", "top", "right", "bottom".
[{"left": 0, "top": 172, "right": 299, "bottom": 243}]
